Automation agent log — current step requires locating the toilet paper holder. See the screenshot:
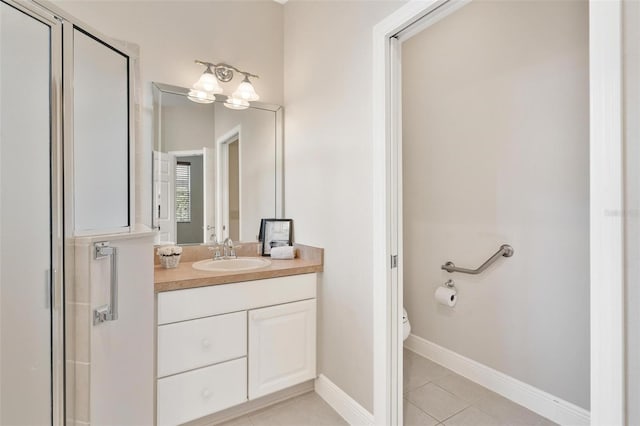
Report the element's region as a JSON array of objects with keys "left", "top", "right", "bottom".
[{"left": 435, "top": 279, "right": 458, "bottom": 307}]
